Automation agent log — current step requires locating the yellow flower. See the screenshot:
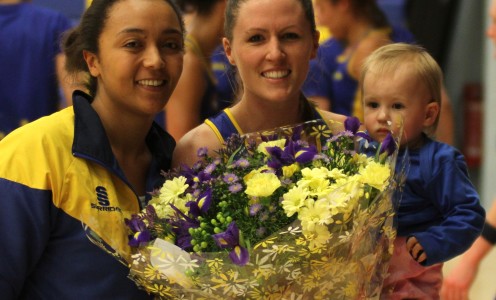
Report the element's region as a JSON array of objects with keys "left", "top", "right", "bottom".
[
  {"left": 299, "top": 167, "right": 332, "bottom": 197},
  {"left": 328, "top": 168, "right": 347, "bottom": 180},
  {"left": 150, "top": 192, "right": 192, "bottom": 218},
  {"left": 299, "top": 198, "right": 333, "bottom": 232},
  {"left": 282, "top": 163, "right": 300, "bottom": 178},
  {"left": 303, "top": 223, "right": 331, "bottom": 249},
  {"left": 360, "top": 161, "right": 391, "bottom": 190},
  {"left": 282, "top": 185, "right": 309, "bottom": 217},
  {"left": 245, "top": 172, "right": 281, "bottom": 197},
  {"left": 256, "top": 138, "right": 286, "bottom": 156},
  {"left": 159, "top": 176, "right": 189, "bottom": 204},
  {"left": 301, "top": 167, "right": 330, "bottom": 180},
  {"left": 243, "top": 166, "right": 270, "bottom": 182}
]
